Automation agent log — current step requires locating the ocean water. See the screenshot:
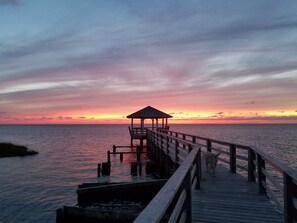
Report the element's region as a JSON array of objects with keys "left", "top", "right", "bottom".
[{"left": 0, "top": 124, "right": 296, "bottom": 223}]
